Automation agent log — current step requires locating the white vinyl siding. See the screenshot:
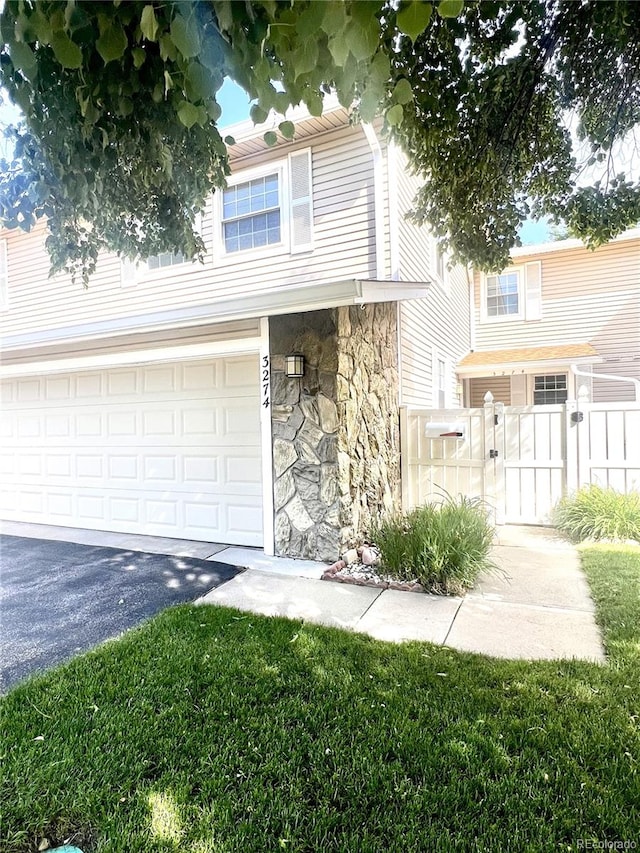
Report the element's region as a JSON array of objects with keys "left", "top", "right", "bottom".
[
  {"left": 0, "top": 239, "right": 7, "bottom": 310},
  {"left": 394, "top": 147, "right": 434, "bottom": 282},
  {"left": 3, "top": 126, "right": 376, "bottom": 340},
  {"left": 472, "top": 237, "right": 639, "bottom": 403},
  {"left": 399, "top": 263, "right": 470, "bottom": 407}
]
